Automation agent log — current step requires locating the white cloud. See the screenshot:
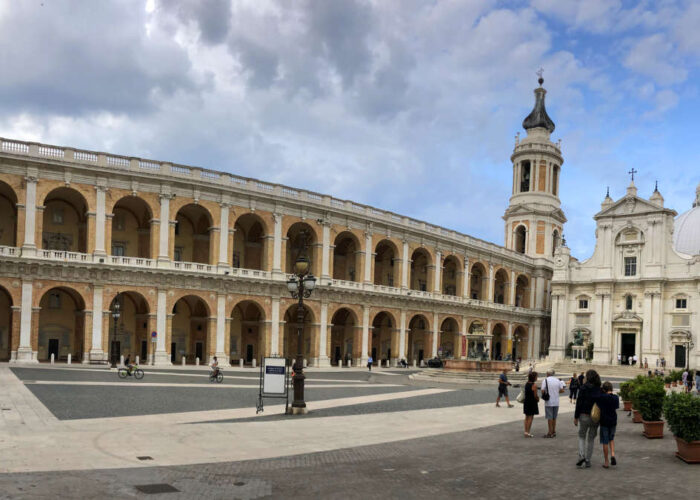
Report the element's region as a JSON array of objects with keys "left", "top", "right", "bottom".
[{"left": 623, "top": 34, "right": 687, "bottom": 85}]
